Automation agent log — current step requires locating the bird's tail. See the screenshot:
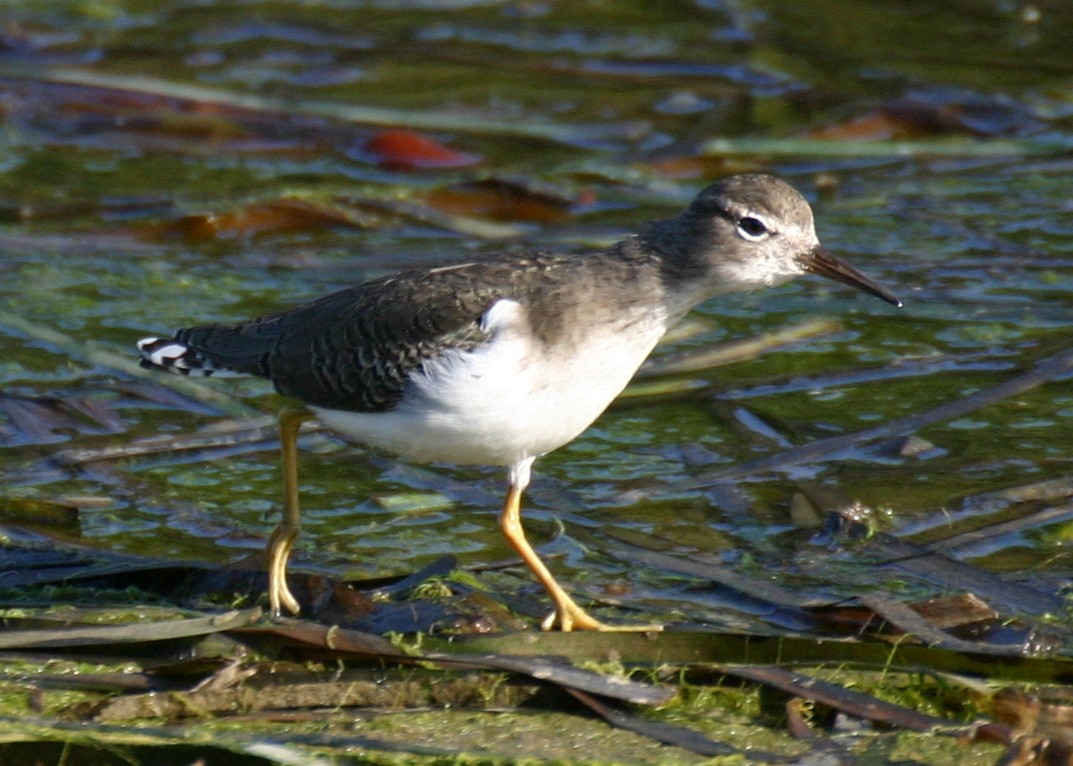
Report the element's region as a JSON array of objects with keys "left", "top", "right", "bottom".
[
  {"left": 137, "top": 336, "right": 225, "bottom": 377},
  {"left": 137, "top": 319, "right": 278, "bottom": 379}
]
